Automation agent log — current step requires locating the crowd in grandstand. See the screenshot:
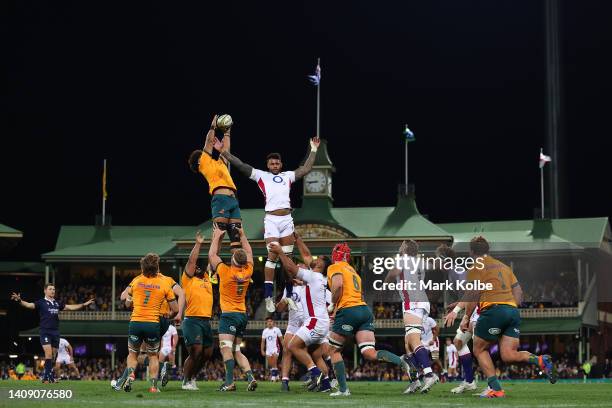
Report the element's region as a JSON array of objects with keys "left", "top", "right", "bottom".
[{"left": 4, "top": 355, "right": 610, "bottom": 381}]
